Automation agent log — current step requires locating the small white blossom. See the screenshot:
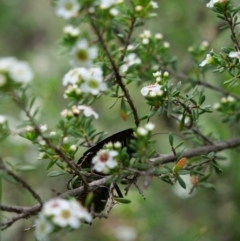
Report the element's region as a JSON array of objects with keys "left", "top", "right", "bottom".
[
  {"left": 140, "top": 30, "right": 151, "bottom": 39},
  {"left": 92, "top": 149, "right": 118, "bottom": 174},
  {"left": 206, "top": 0, "right": 220, "bottom": 8},
  {"left": 50, "top": 131, "right": 56, "bottom": 136},
  {"left": 63, "top": 137, "right": 69, "bottom": 144},
  {"left": 35, "top": 215, "right": 53, "bottom": 241},
  {"left": 55, "top": 0, "right": 81, "bottom": 19},
  {"left": 227, "top": 96, "right": 235, "bottom": 102},
  {"left": 63, "top": 25, "right": 80, "bottom": 36},
  {"left": 80, "top": 67, "right": 107, "bottom": 95},
  {"left": 200, "top": 40, "right": 209, "bottom": 49},
  {"left": 163, "top": 71, "right": 169, "bottom": 77},
  {"left": 229, "top": 51, "right": 240, "bottom": 60},
  {"left": 78, "top": 105, "right": 99, "bottom": 119},
  {"left": 70, "top": 39, "right": 98, "bottom": 67},
  {"left": 135, "top": 5, "right": 143, "bottom": 11},
  {"left": 213, "top": 103, "right": 220, "bottom": 109},
  {"left": 155, "top": 33, "right": 163, "bottom": 40},
  {"left": 156, "top": 77, "right": 161, "bottom": 83},
  {"left": 9, "top": 61, "right": 33, "bottom": 83},
  {"left": 40, "top": 124, "right": 48, "bottom": 132},
  {"left": 127, "top": 44, "right": 135, "bottom": 51},
  {"left": 0, "top": 115, "right": 6, "bottom": 124},
  {"left": 38, "top": 137, "right": 46, "bottom": 146},
  {"left": 62, "top": 68, "right": 84, "bottom": 86},
  {"left": 145, "top": 122, "right": 155, "bottom": 131},
  {"left": 199, "top": 54, "right": 214, "bottom": 67},
  {"left": 153, "top": 71, "right": 161, "bottom": 77},
  {"left": 0, "top": 57, "right": 17, "bottom": 72},
  {"left": 42, "top": 198, "right": 92, "bottom": 228},
  {"left": 150, "top": 1, "right": 159, "bottom": 9},
  {"left": 163, "top": 41, "right": 170, "bottom": 48},
  {"left": 140, "top": 83, "right": 161, "bottom": 96},
  {"left": 119, "top": 53, "right": 141, "bottom": 73},
  {"left": 0, "top": 74, "right": 6, "bottom": 86},
  {"left": 142, "top": 38, "right": 149, "bottom": 45},
  {"left": 69, "top": 145, "right": 77, "bottom": 152},
  {"left": 137, "top": 127, "right": 148, "bottom": 136},
  {"left": 114, "top": 141, "right": 122, "bottom": 148},
  {"left": 110, "top": 8, "right": 119, "bottom": 16}
]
